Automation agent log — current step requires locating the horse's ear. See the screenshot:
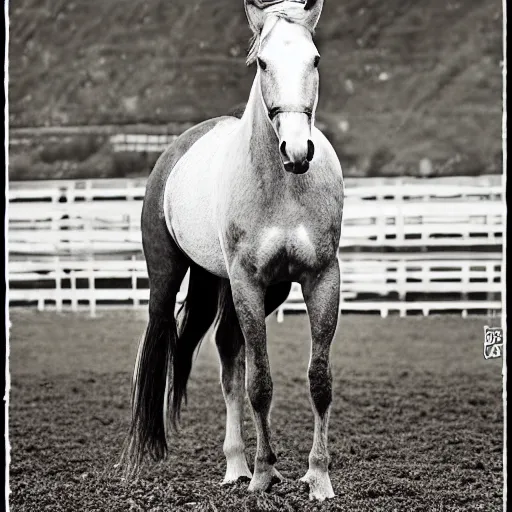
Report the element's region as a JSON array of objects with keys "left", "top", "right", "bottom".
[
  {"left": 303, "top": 0, "right": 324, "bottom": 31},
  {"left": 244, "top": 0, "right": 268, "bottom": 34},
  {"left": 244, "top": 0, "right": 325, "bottom": 34}
]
